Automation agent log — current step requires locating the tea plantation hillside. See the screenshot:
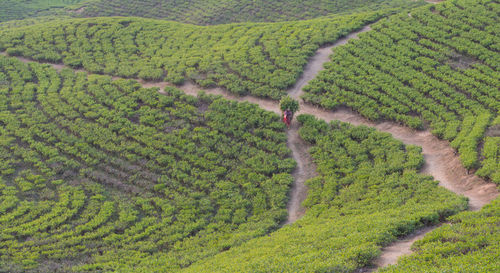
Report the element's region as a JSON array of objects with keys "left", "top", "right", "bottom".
[
  {"left": 0, "top": 0, "right": 85, "bottom": 22},
  {"left": 303, "top": 0, "right": 500, "bottom": 183},
  {"left": 0, "top": 55, "right": 296, "bottom": 272},
  {"left": 0, "top": 11, "right": 385, "bottom": 99},
  {"left": 181, "top": 115, "right": 467, "bottom": 273},
  {"left": 77, "top": 0, "right": 425, "bottom": 25},
  {"left": 378, "top": 198, "right": 500, "bottom": 273},
  {"left": 0, "top": 0, "right": 498, "bottom": 272}
]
